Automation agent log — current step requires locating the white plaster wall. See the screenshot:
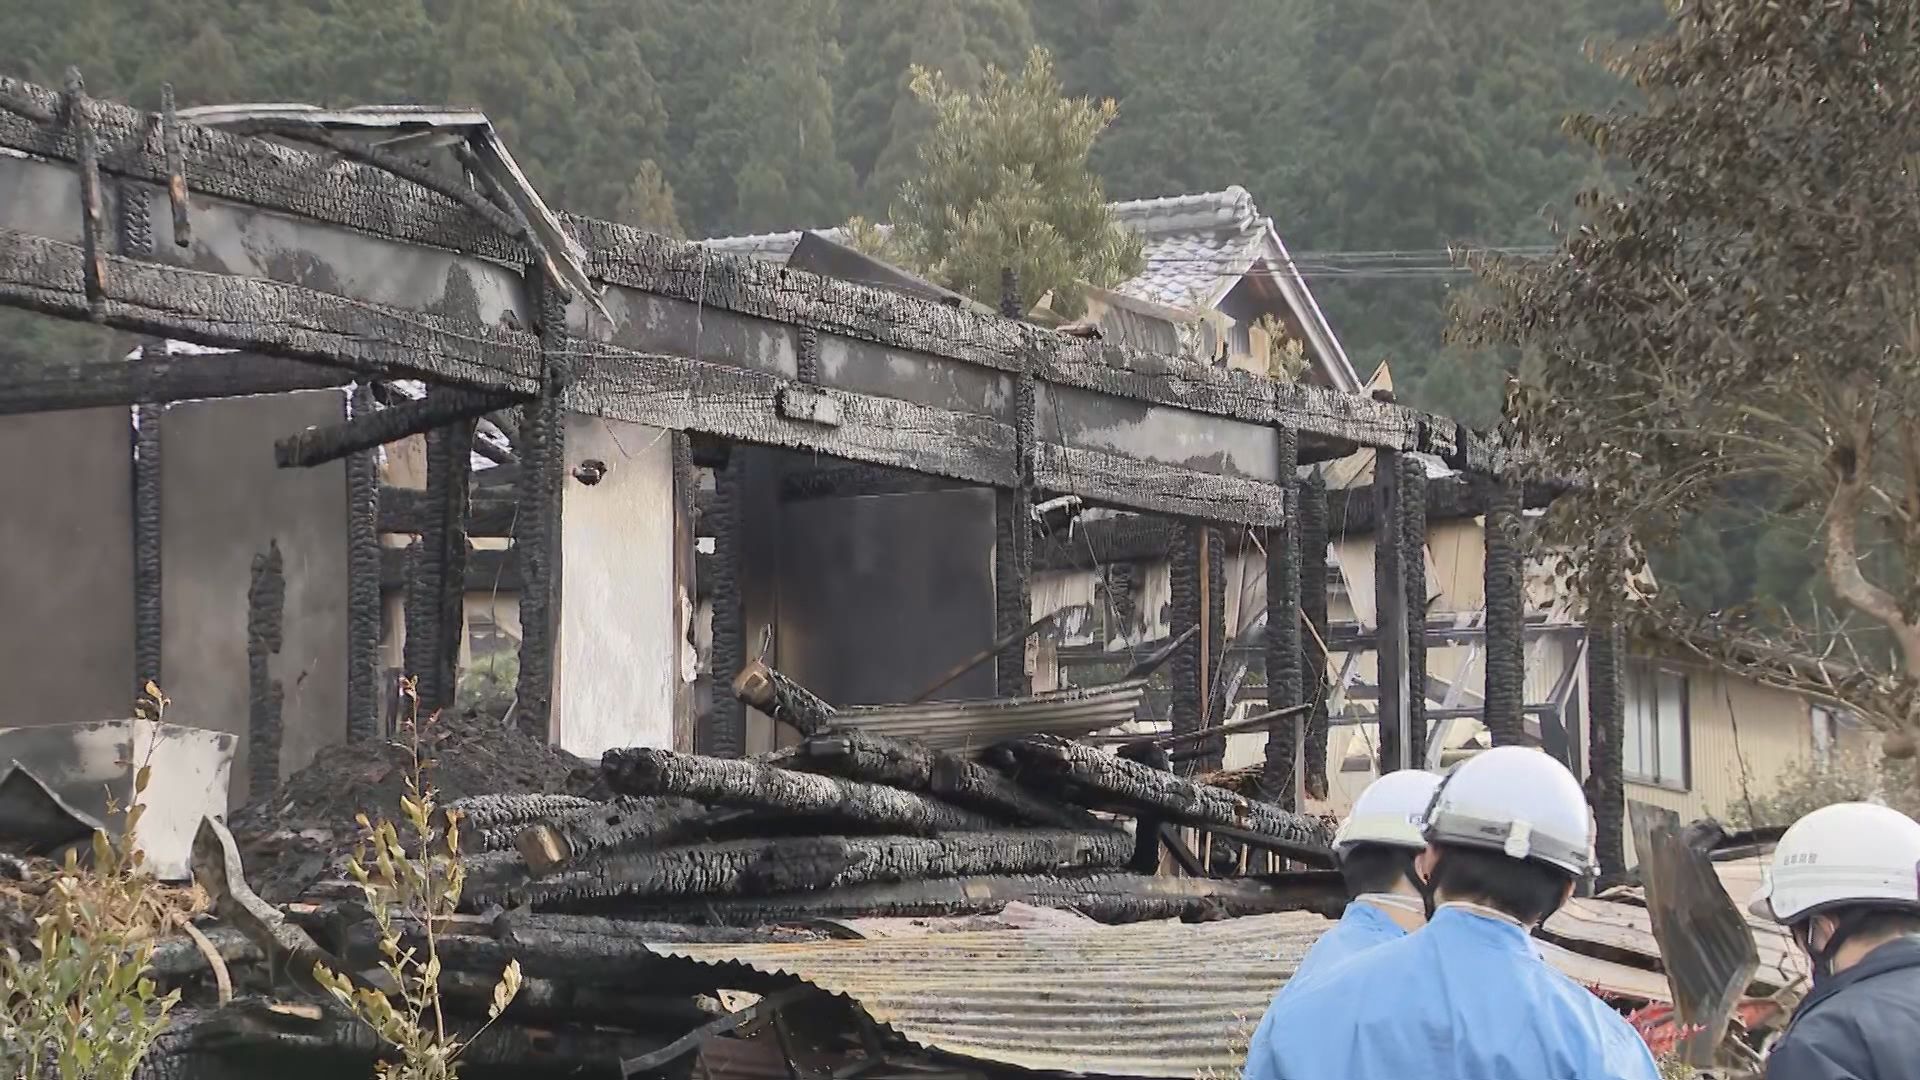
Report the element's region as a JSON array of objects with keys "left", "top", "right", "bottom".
[{"left": 555, "top": 414, "right": 676, "bottom": 757}]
